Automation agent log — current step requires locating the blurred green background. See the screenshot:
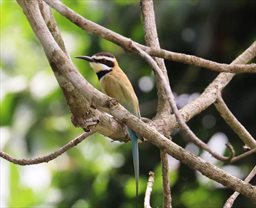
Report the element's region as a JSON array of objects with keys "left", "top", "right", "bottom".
[{"left": 1, "top": 0, "right": 256, "bottom": 208}]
